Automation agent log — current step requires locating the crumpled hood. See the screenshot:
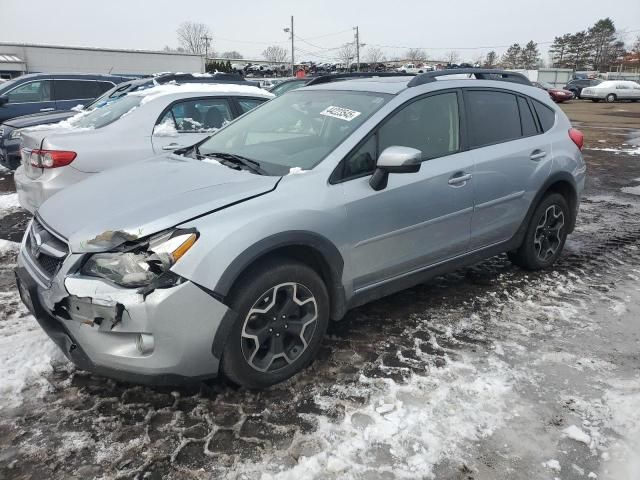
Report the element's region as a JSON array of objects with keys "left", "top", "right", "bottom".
[{"left": 37, "top": 155, "right": 280, "bottom": 252}]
